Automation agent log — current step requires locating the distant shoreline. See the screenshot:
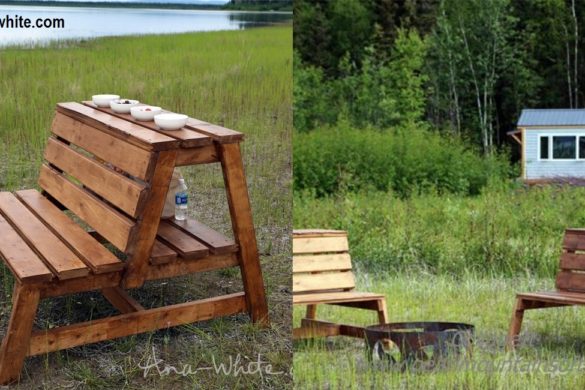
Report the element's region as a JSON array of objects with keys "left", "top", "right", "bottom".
[{"left": 0, "top": 1, "right": 293, "bottom": 12}]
